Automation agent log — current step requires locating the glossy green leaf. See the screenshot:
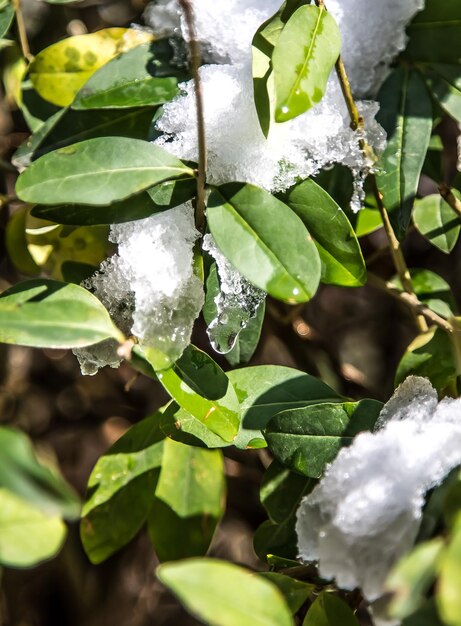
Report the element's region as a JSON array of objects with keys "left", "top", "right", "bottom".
[
  {"left": 260, "top": 572, "right": 313, "bottom": 614},
  {"left": 375, "top": 67, "right": 433, "bottom": 238},
  {"left": 387, "top": 538, "right": 445, "bottom": 620},
  {"left": 391, "top": 269, "right": 456, "bottom": 319},
  {"left": 421, "top": 64, "right": 461, "bottom": 123},
  {"left": 0, "top": 489, "right": 66, "bottom": 568},
  {"left": 207, "top": 183, "right": 321, "bottom": 304},
  {"left": 0, "top": 279, "right": 123, "bottom": 348},
  {"left": 285, "top": 178, "right": 367, "bottom": 286},
  {"left": 251, "top": 0, "right": 308, "bottom": 136},
  {"left": 81, "top": 414, "right": 165, "bottom": 563},
  {"left": 0, "top": 427, "right": 80, "bottom": 519},
  {"left": 303, "top": 592, "right": 359, "bottom": 626},
  {"left": 31, "top": 178, "right": 197, "bottom": 226},
  {"left": 148, "top": 345, "right": 240, "bottom": 443},
  {"left": 0, "top": 2, "right": 13, "bottom": 38},
  {"left": 72, "top": 40, "right": 183, "bottom": 110},
  {"left": 413, "top": 193, "right": 461, "bottom": 253},
  {"left": 16, "top": 137, "right": 195, "bottom": 206},
  {"left": 148, "top": 439, "right": 225, "bottom": 561},
  {"left": 405, "top": 1, "right": 461, "bottom": 64},
  {"left": 437, "top": 516, "right": 461, "bottom": 626},
  {"left": 229, "top": 365, "right": 342, "bottom": 432},
  {"left": 29, "top": 28, "right": 153, "bottom": 107},
  {"left": 157, "top": 558, "right": 294, "bottom": 626},
  {"left": 272, "top": 5, "right": 341, "bottom": 122},
  {"left": 395, "top": 327, "right": 457, "bottom": 391},
  {"left": 14, "top": 106, "right": 157, "bottom": 168},
  {"left": 266, "top": 400, "right": 382, "bottom": 478}
]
